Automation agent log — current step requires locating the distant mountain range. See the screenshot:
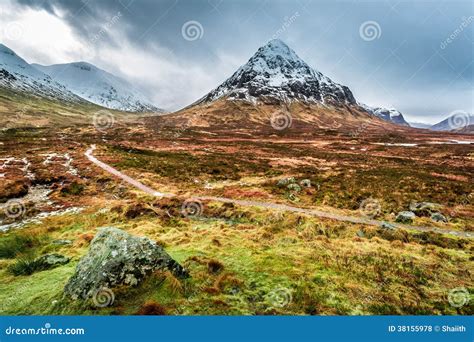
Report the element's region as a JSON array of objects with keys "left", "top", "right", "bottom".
[{"left": 0, "top": 43, "right": 160, "bottom": 113}]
